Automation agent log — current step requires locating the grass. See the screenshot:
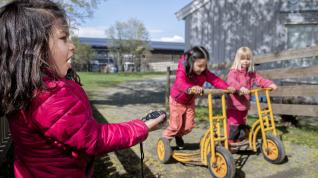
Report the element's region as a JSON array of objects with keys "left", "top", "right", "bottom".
[
  {"left": 78, "top": 71, "right": 165, "bottom": 91},
  {"left": 79, "top": 71, "right": 318, "bottom": 149},
  {"left": 196, "top": 107, "right": 318, "bottom": 149}
]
